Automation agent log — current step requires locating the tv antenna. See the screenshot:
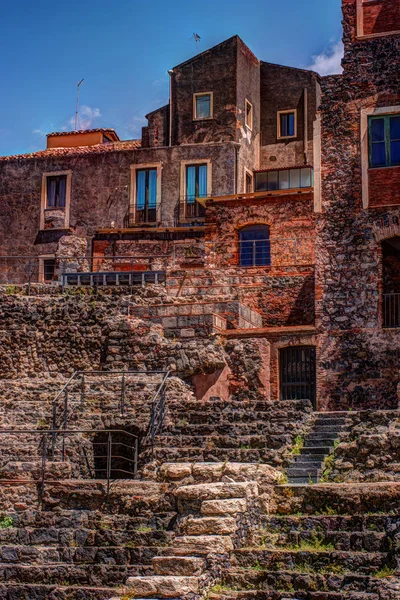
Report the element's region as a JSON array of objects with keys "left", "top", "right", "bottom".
[
  {"left": 193, "top": 33, "right": 201, "bottom": 53},
  {"left": 74, "top": 78, "right": 84, "bottom": 130}
]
